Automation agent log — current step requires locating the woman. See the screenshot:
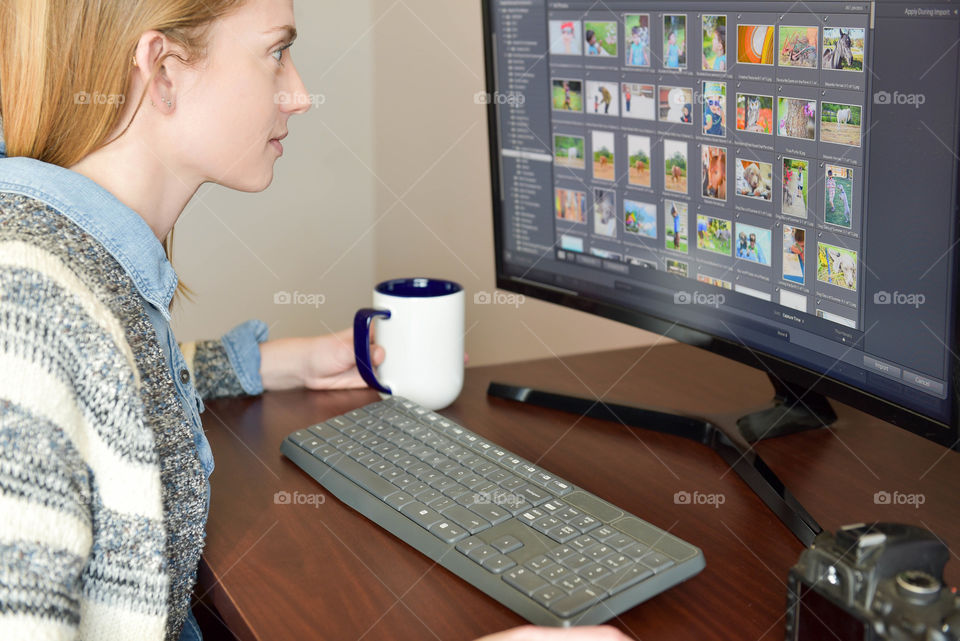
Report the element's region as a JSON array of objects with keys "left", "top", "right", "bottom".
[{"left": 0, "top": 1, "right": 629, "bottom": 640}]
